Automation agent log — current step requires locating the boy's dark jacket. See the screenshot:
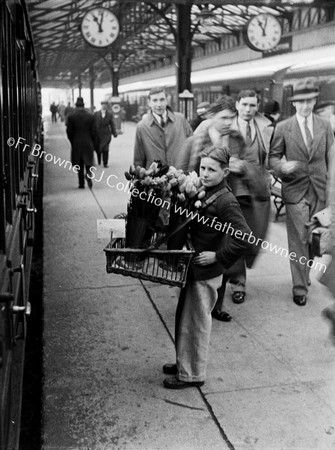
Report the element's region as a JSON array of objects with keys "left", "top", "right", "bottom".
[{"left": 190, "top": 179, "right": 252, "bottom": 280}]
